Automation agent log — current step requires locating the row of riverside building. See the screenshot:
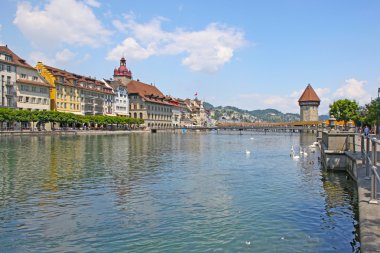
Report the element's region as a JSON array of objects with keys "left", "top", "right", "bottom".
[{"left": 0, "top": 45, "right": 211, "bottom": 129}]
